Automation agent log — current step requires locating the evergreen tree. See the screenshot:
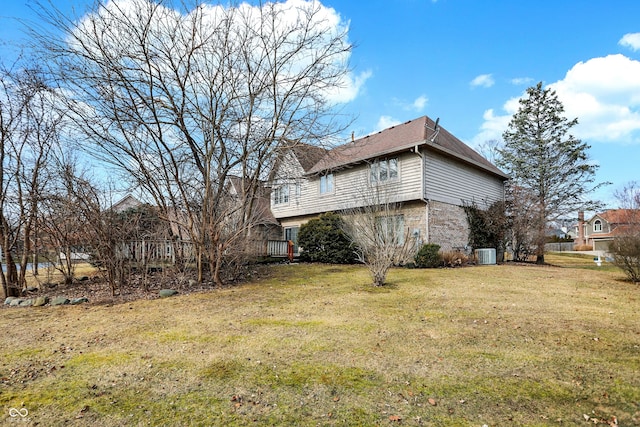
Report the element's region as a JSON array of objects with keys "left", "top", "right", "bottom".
[
  {"left": 497, "top": 82, "right": 605, "bottom": 264},
  {"left": 298, "top": 212, "right": 356, "bottom": 264}
]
